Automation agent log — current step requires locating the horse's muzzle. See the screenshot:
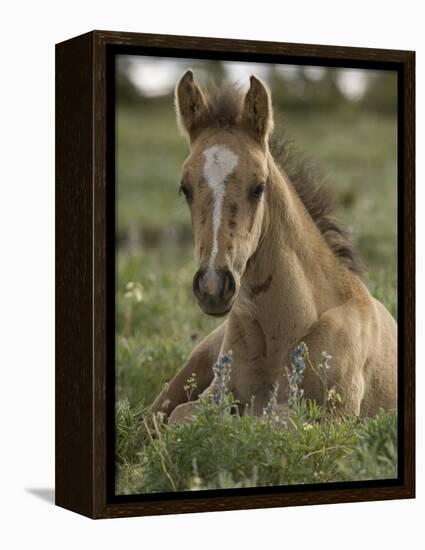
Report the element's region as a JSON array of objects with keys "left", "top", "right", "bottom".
[{"left": 193, "top": 268, "right": 236, "bottom": 316}]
